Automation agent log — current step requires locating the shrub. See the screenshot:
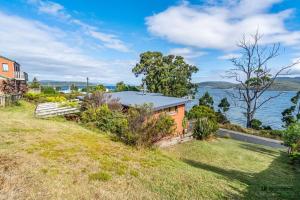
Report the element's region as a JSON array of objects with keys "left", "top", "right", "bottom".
[
  {"left": 81, "top": 91, "right": 122, "bottom": 112},
  {"left": 124, "top": 104, "right": 176, "bottom": 146},
  {"left": 193, "top": 118, "right": 218, "bottom": 140},
  {"left": 23, "top": 92, "right": 47, "bottom": 103},
  {"left": 81, "top": 104, "right": 128, "bottom": 135},
  {"left": 283, "top": 123, "right": 300, "bottom": 155},
  {"left": 188, "top": 105, "right": 218, "bottom": 140},
  {"left": 188, "top": 105, "right": 217, "bottom": 121},
  {"left": 41, "top": 86, "right": 57, "bottom": 95},
  {"left": 46, "top": 96, "right": 67, "bottom": 103},
  {"left": 216, "top": 110, "right": 229, "bottom": 124},
  {"left": 250, "top": 119, "right": 262, "bottom": 130}
]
